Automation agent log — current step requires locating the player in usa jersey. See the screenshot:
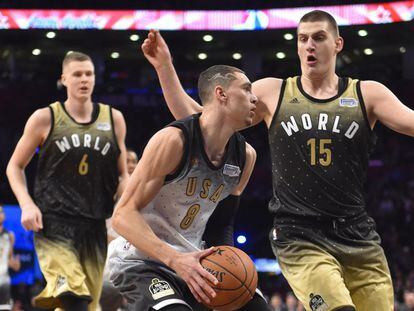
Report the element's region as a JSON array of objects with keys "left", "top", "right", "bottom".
[{"left": 108, "top": 65, "right": 261, "bottom": 311}]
